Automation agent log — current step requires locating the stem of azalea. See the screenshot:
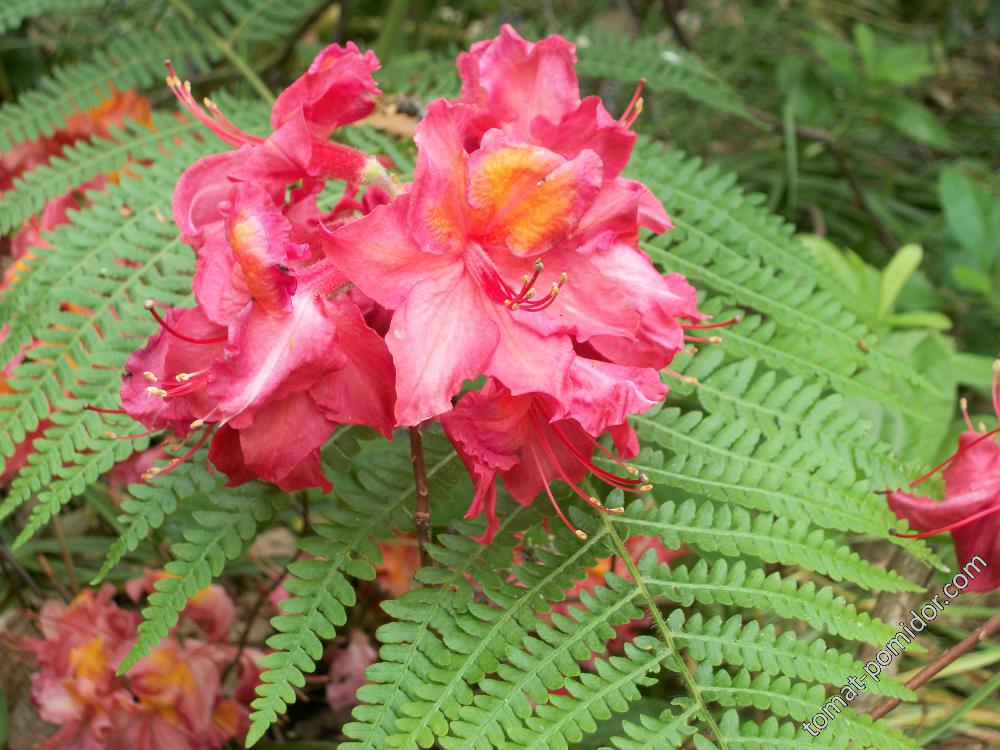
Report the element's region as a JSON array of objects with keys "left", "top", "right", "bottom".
[
  {"left": 869, "top": 612, "right": 1000, "bottom": 721},
  {"left": 409, "top": 427, "right": 433, "bottom": 568},
  {"left": 165, "top": 0, "right": 276, "bottom": 104}
]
